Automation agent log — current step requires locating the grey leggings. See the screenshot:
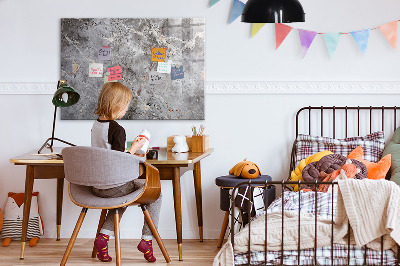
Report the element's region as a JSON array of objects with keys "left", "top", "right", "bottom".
[{"left": 92, "top": 179, "right": 162, "bottom": 240}]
